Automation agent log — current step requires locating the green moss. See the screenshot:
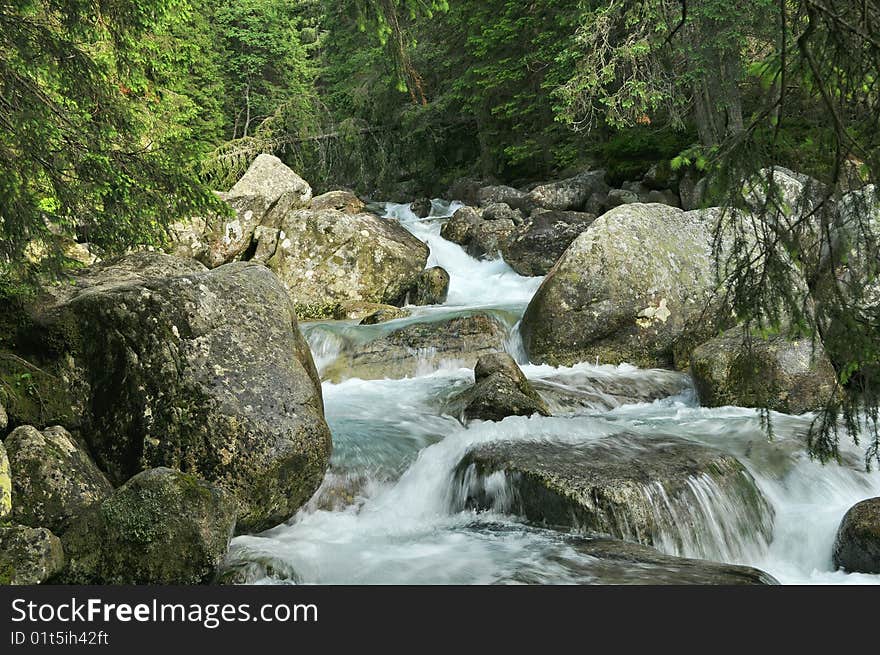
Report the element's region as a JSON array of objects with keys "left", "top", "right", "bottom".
[{"left": 0, "top": 560, "right": 15, "bottom": 585}]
